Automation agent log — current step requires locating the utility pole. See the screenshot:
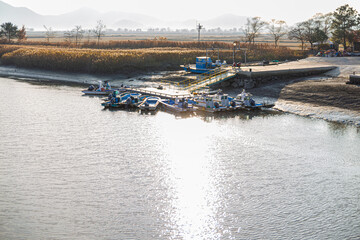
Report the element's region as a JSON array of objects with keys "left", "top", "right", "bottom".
[{"left": 197, "top": 23, "right": 203, "bottom": 42}]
